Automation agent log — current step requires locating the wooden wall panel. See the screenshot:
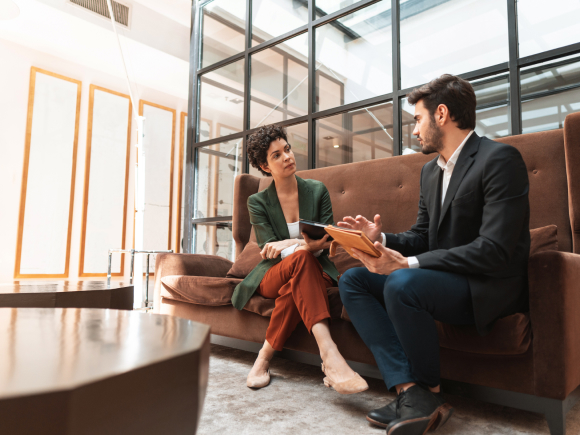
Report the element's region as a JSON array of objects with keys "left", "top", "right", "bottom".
[
  {"left": 79, "top": 85, "right": 131, "bottom": 277},
  {"left": 14, "top": 67, "right": 81, "bottom": 278}
]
